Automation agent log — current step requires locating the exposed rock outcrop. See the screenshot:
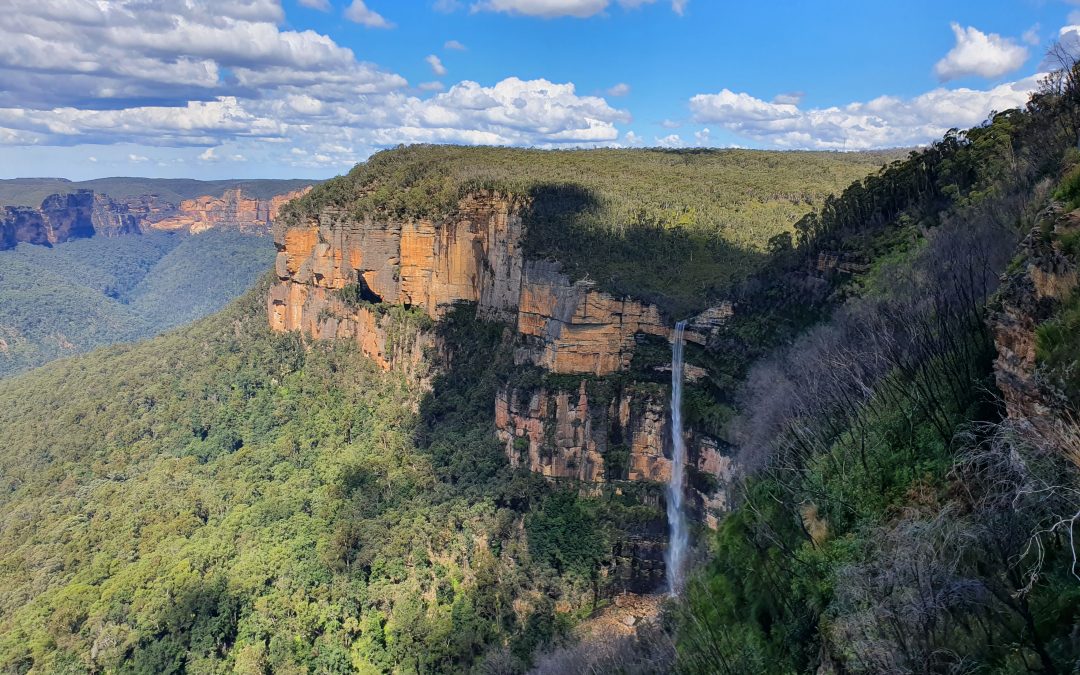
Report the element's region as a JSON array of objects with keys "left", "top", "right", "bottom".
[
  {"left": 494, "top": 380, "right": 732, "bottom": 524},
  {"left": 91, "top": 194, "right": 173, "bottom": 237},
  {"left": 1, "top": 186, "right": 311, "bottom": 250},
  {"left": 991, "top": 209, "right": 1079, "bottom": 430},
  {"left": 40, "top": 192, "right": 96, "bottom": 243},
  {"left": 0, "top": 207, "right": 49, "bottom": 248},
  {"left": 0, "top": 190, "right": 95, "bottom": 249},
  {"left": 269, "top": 189, "right": 732, "bottom": 524},
  {"left": 269, "top": 192, "right": 673, "bottom": 376},
  {"left": 150, "top": 186, "right": 311, "bottom": 234}
]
